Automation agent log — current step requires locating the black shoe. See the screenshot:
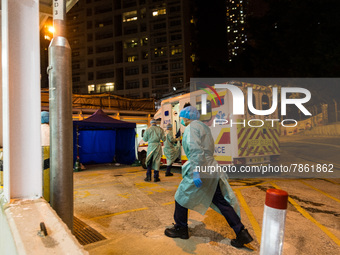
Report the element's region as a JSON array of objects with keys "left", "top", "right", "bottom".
[
  {"left": 154, "top": 177, "right": 160, "bottom": 182},
  {"left": 231, "top": 229, "right": 253, "bottom": 248},
  {"left": 165, "top": 172, "right": 174, "bottom": 176},
  {"left": 144, "top": 176, "right": 151, "bottom": 182},
  {"left": 164, "top": 224, "right": 189, "bottom": 239}
]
